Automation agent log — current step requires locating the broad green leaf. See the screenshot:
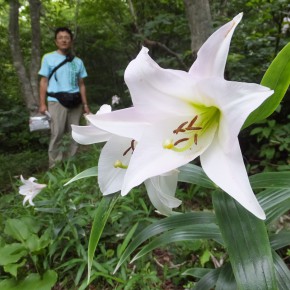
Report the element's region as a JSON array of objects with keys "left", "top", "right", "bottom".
[
  {"left": 250, "top": 172, "right": 290, "bottom": 189},
  {"left": 87, "top": 194, "right": 119, "bottom": 284},
  {"left": 178, "top": 163, "right": 216, "bottom": 188},
  {"left": 257, "top": 188, "right": 290, "bottom": 224},
  {"left": 4, "top": 219, "right": 30, "bottom": 242},
  {"left": 215, "top": 263, "right": 237, "bottom": 290},
  {"left": 0, "top": 243, "right": 27, "bottom": 266},
  {"left": 269, "top": 231, "right": 290, "bottom": 250},
  {"left": 3, "top": 259, "right": 26, "bottom": 278},
  {"left": 272, "top": 250, "right": 290, "bottom": 290},
  {"left": 213, "top": 191, "right": 277, "bottom": 290},
  {"left": 115, "top": 212, "right": 216, "bottom": 273},
  {"left": 0, "top": 270, "right": 57, "bottom": 290},
  {"left": 131, "top": 224, "right": 223, "bottom": 263},
  {"left": 243, "top": 42, "right": 290, "bottom": 129},
  {"left": 64, "top": 166, "right": 98, "bottom": 186}
]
